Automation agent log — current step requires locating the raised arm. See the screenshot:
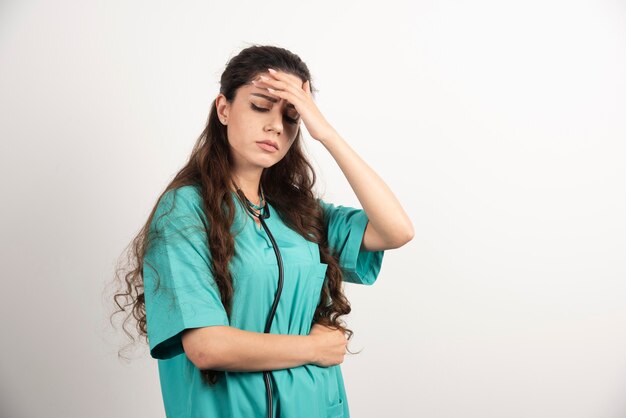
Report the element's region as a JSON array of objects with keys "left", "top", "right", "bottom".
[{"left": 319, "top": 132, "right": 414, "bottom": 251}]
